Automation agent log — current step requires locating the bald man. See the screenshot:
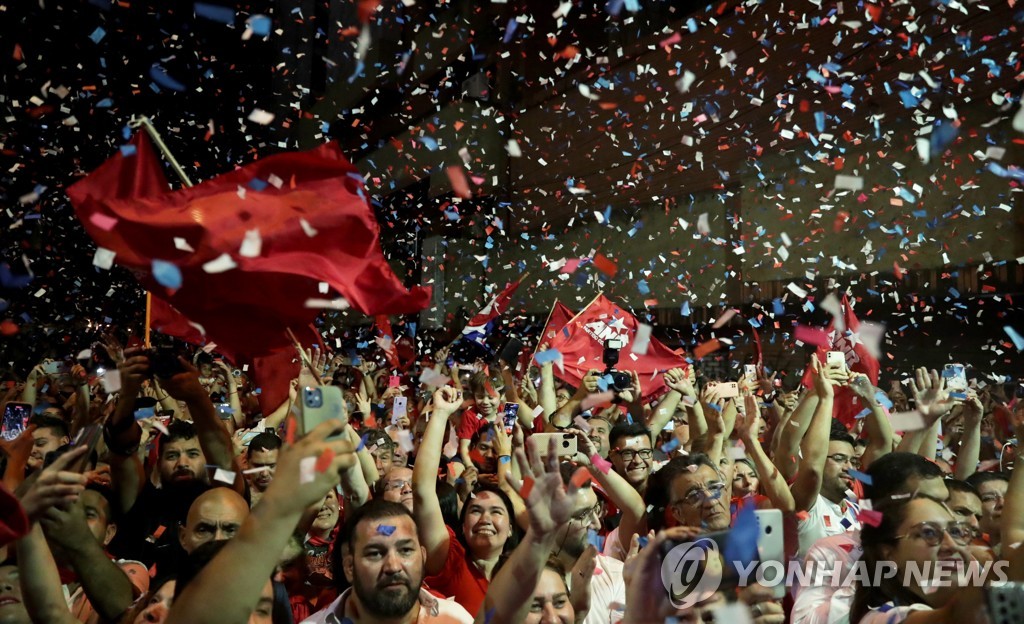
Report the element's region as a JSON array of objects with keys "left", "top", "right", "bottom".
[{"left": 178, "top": 488, "right": 250, "bottom": 554}]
